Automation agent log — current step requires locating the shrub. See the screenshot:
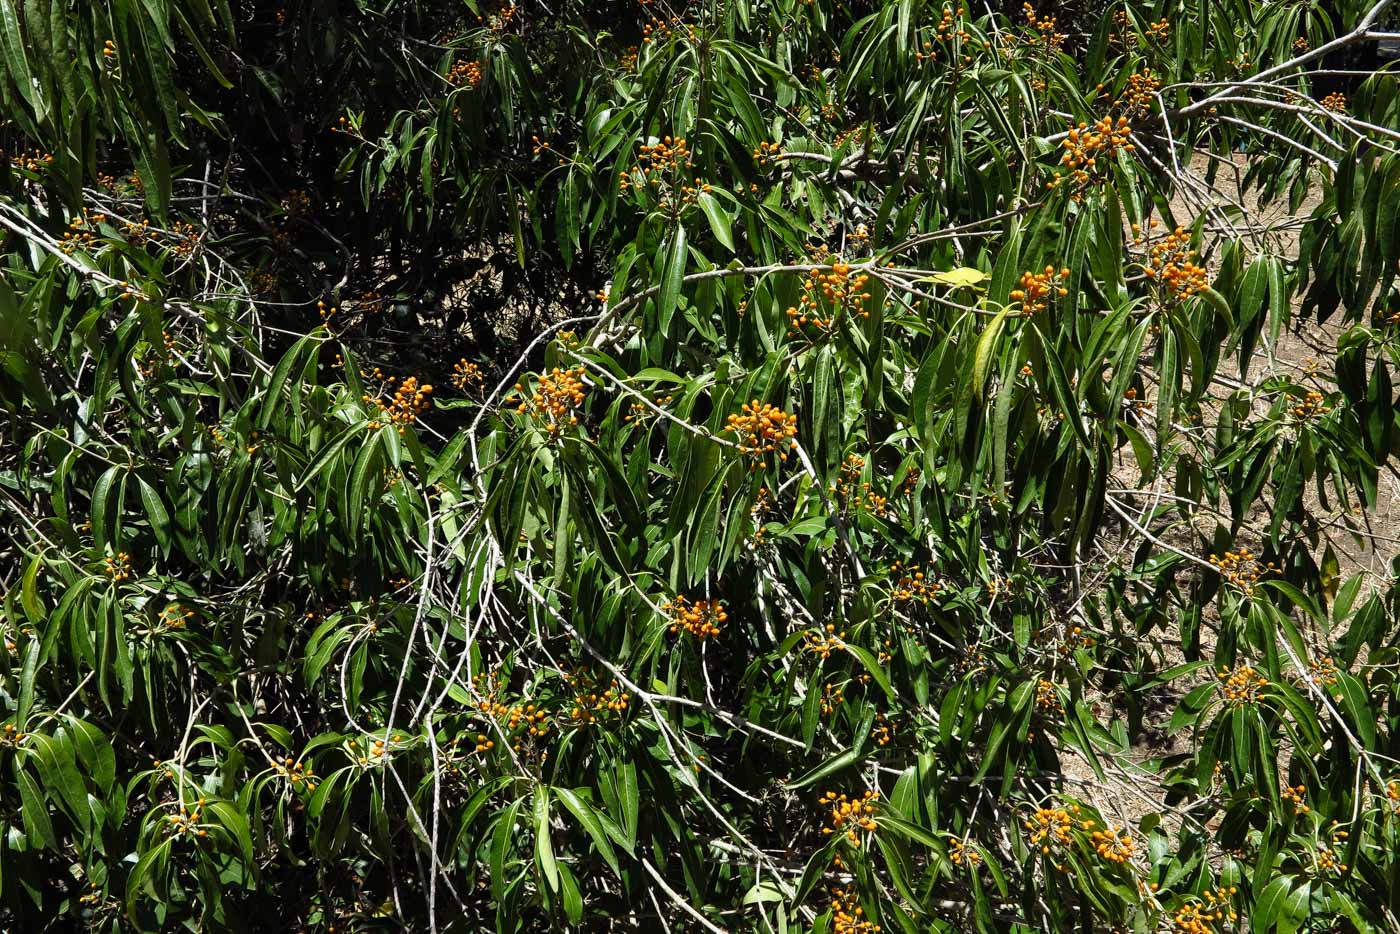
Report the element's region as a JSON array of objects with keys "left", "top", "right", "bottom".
[{"left": 1, "top": 0, "right": 1400, "bottom": 930}]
